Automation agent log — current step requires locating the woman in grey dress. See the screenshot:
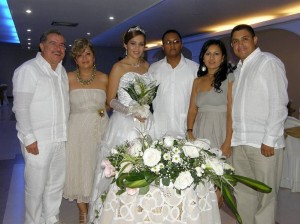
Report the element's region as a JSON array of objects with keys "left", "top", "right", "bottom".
[
  {"left": 187, "top": 39, "right": 233, "bottom": 158},
  {"left": 187, "top": 39, "right": 233, "bottom": 209}
]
